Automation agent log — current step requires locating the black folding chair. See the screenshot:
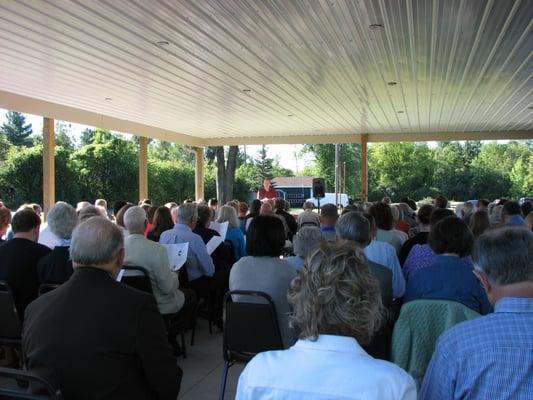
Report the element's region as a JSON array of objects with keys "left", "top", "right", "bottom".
[
  {"left": 38, "top": 284, "right": 59, "bottom": 297},
  {"left": 0, "top": 367, "right": 61, "bottom": 399},
  {"left": 120, "top": 266, "right": 153, "bottom": 294},
  {"left": 121, "top": 266, "right": 189, "bottom": 358},
  {"left": 218, "top": 290, "right": 284, "bottom": 400},
  {"left": 0, "top": 281, "right": 22, "bottom": 349}
]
